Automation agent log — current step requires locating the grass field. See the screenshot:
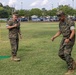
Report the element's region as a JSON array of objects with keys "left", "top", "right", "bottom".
[{"left": 0, "top": 22, "right": 76, "bottom": 75}]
